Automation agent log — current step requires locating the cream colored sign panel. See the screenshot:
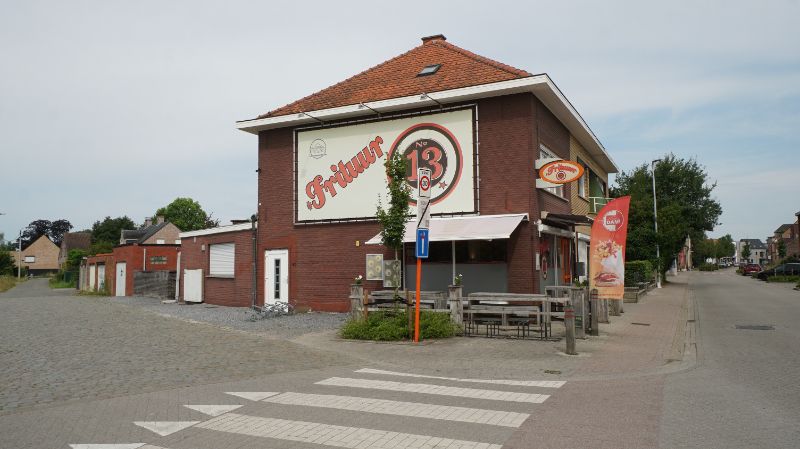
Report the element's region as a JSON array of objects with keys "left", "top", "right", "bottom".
[{"left": 297, "top": 108, "right": 475, "bottom": 222}]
